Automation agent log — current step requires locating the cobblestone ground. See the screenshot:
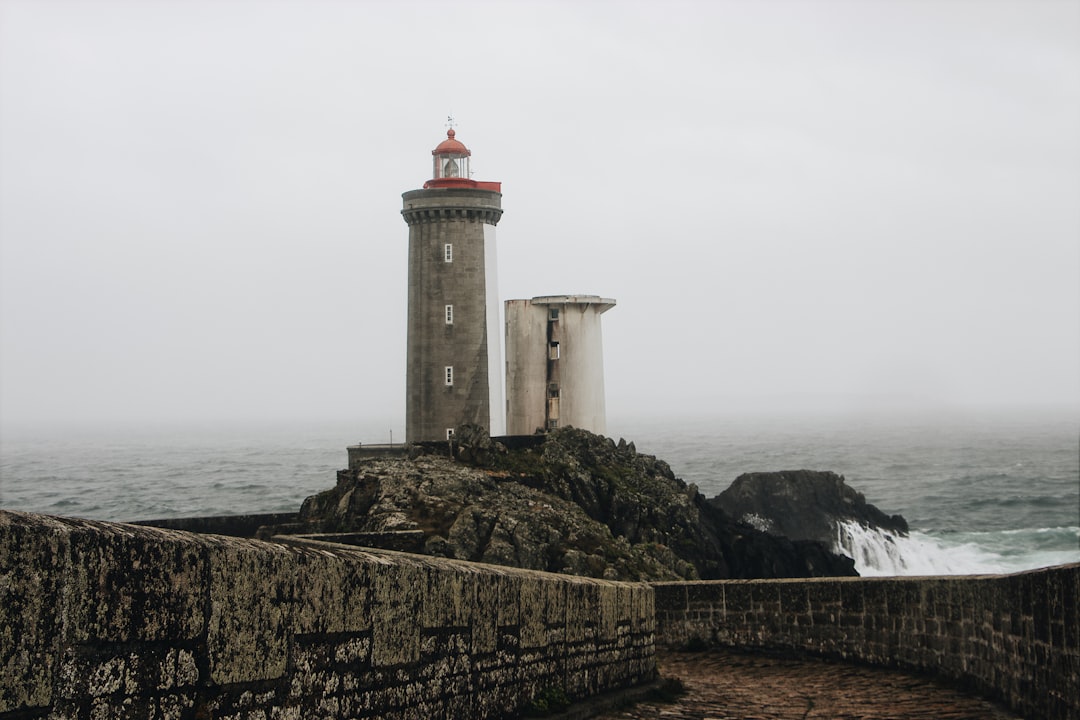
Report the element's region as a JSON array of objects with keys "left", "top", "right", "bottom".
[{"left": 596, "top": 650, "right": 1020, "bottom": 720}]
